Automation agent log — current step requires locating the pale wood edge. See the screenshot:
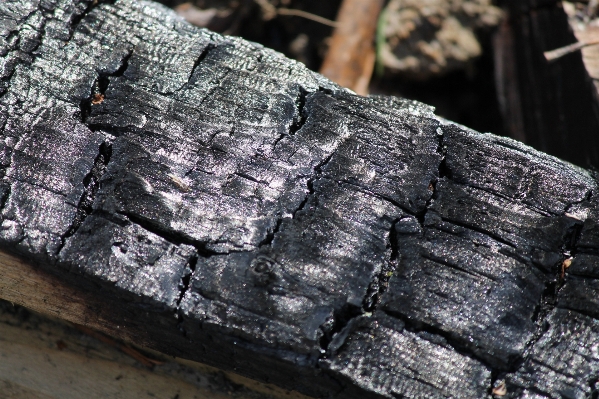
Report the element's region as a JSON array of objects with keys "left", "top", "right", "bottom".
[{"left": 0, "top": 249, "right": 313, "bottom": 399}]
